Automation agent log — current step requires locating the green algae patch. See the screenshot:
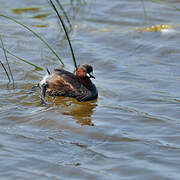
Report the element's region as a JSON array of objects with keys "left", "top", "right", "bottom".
[
  {"left": 32, "top": 24, "right": 49, "bottom": 28},
  {"left": 12, "top": 7, "right": 40, "bottom": 14},
  {"left": 32, "top": 13, "right": 51, "bottom": 19},
  {"left": 136, "top": 24, "right": 172, "bottom": 32}
]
